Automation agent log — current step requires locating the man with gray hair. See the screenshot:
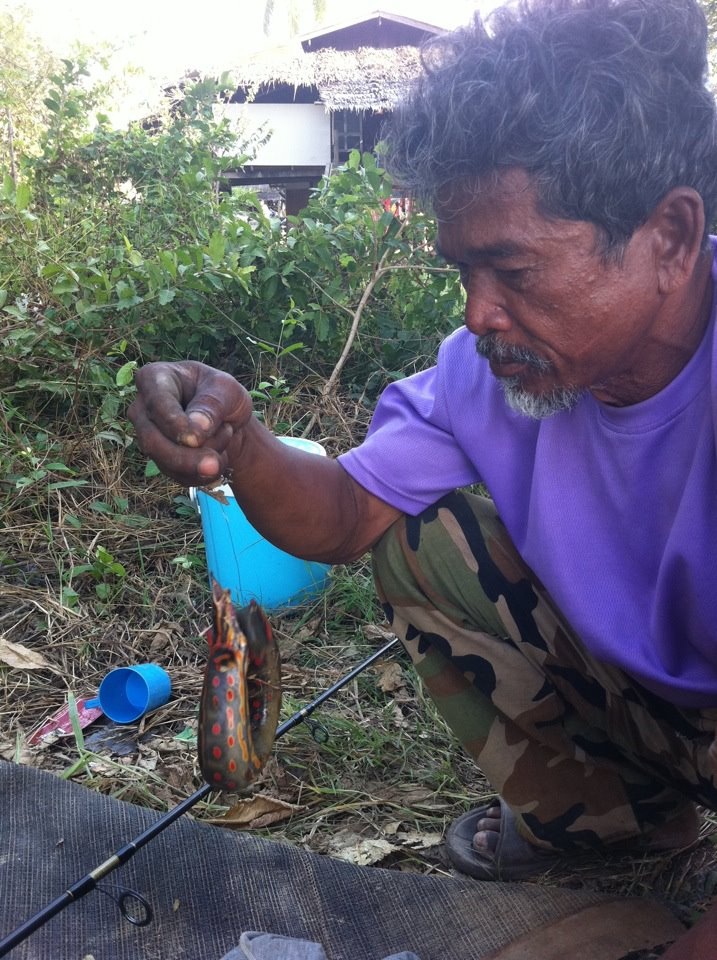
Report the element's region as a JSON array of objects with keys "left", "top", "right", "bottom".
[{"left": 129, "top": 0, "right": 717, "bottom": 893}]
